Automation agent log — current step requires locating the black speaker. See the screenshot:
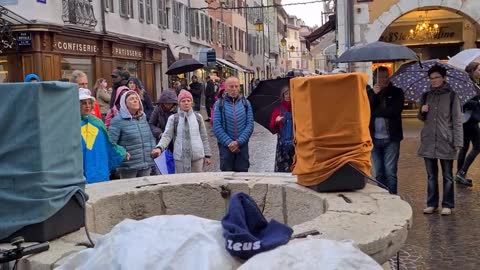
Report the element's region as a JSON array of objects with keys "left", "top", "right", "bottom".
[
  {"left": 0, "top": 82, "right": 86, "bottom": 242},
  {"left": 307, "top": 163, "right": 367, "bottom": 192}
]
